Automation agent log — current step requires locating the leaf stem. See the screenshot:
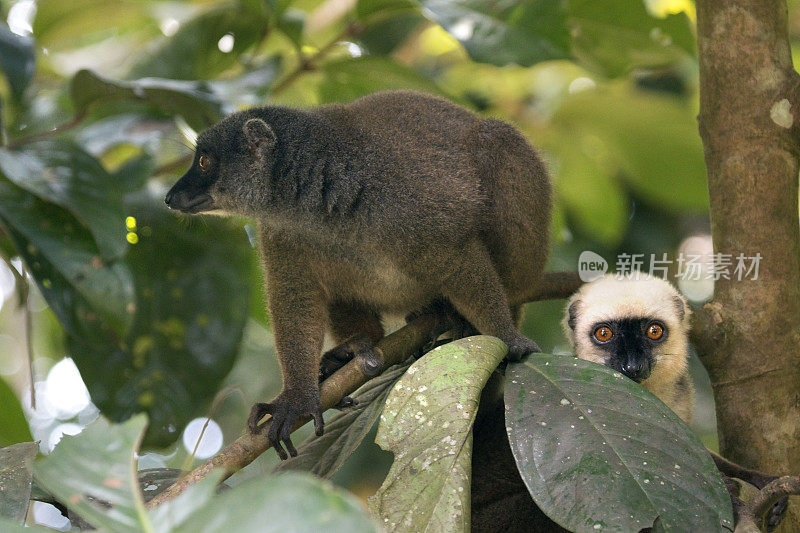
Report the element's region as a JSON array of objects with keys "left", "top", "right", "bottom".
[
  {"left": 7, "top": 110, "right": 88, "bottom": 149},
  {"left": 270, "top": 21, "right": 364, "bottom": 96}
]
